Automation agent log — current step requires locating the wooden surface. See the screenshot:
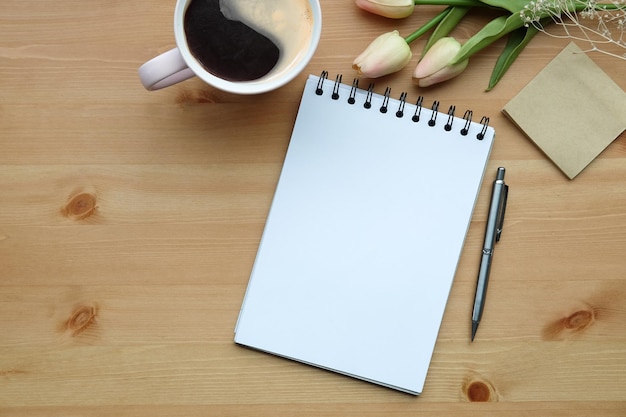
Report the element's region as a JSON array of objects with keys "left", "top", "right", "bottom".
[{"left": 1, "top": 1, "right": 625, "bottom": 415}]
